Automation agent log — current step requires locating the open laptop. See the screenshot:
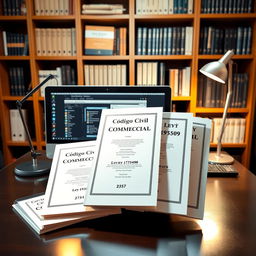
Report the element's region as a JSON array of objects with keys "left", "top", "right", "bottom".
[{"left": 44, "top": 86, "right": 171, "bottom": 159}]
